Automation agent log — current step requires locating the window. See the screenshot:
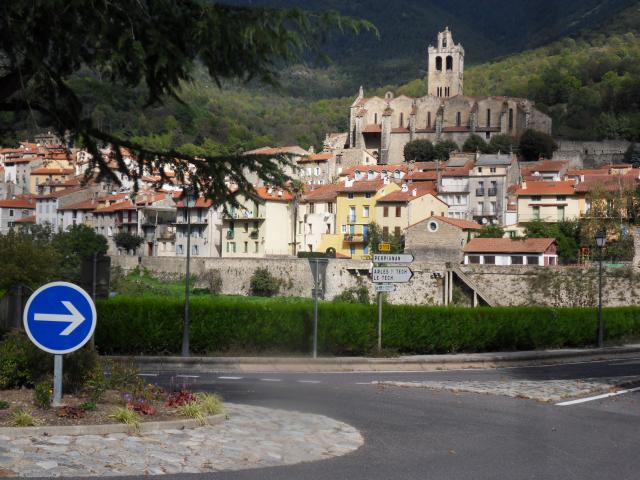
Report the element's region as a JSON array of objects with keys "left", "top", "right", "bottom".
[
  {"left": 484, "top": 255, "right": 496, "bottom": 265},
  {"left": 363, "top": 206, "right": 370, "bottom": 218},
  {"left": 365, "top": 193, "right": 372, "bottom": 199},
  {"left": 446, "top": 56, "right": 453, "bottom": 70},
  {"left": 468, "top": 255, "right": 480, "bottom": 264},
  {"left": 328, "top": 203, "right": 334, "bottom": 214},
  {"left": 490, "top": 167, "right": 497, "bottom": 173},
  {"left": 382, "top": 226, "right": 389, "bottom": 241},
  {"left": 394, "top": 227, "right": 401, "bottom": 238},
  {"left": 396, "top": 206, "right": 402, "bottom": 217},
  {"left": 526, "top": 256, "right": 539, "bottom": 266},
  {"left": 436, "top": 56, "right": 443, "bottom": 71},
  {"left": 306, "top": 167, "right": 312, "bottom": 176},
  {"left": 350, "top": 245, "right": 356, "bottom": 256},
  {"left": 486, "top": 109, "right": 491, "bottom": 127},
  {"left": 314, "top": 167, "right": 320, "bottom": 176},
  {"left": 557, "top": 207, "right": 565, "bottom": 221},
  {"left": 8, "top": 209, "right": 13, "bottom": 217},
  {"left": 531, "top": 196, "right": 542, "bottom": 201},
  {"left": 374, "top": 113, "right": 378, "bottom": 124},
  {"left": 230, "top": 242, "right": 236, "bottom": 253},
  {"left": 364, "top": 244, "right": 369, "bottom": 254},
  {"left": 244, "top": 242, "right": 248, "bottom": 253},
  {"left": 326, "top": 223, "right": 331, "bottom": 234},
  {"left": 478, "top": 168, "right": 483, "bottom": 174},
  {"left": 548, "top": 257, "right": 557, "bottom": 266},
  {"left": 511, "top": 256, "right": 523, "bottom": 265},
  {"left": 456, "top": 112, "right": 461, "bottom": 126},
  {"left": 308, "top": 223, "right": 313, "bottom": 234},
  {"left": 244, "top": 222, "right": 249, "bottom": 233},
  {"left": 427, "top": 112, "right": 432, "bottom": 128},
  {"left": 383, "top": 206, "right": 389, "bottom": 217},
  {"left": 255, "top": 242, "right": 259, "bottom": 253},
  {"left": 309, "top": 203, "right": 315, "bottom": 214},
  {"left": 509, "top": 108, "right": 514, "bottom": 130},
  {"left": 532, "top": 206, "right": 540, "bottom": 220},
  {"left": 400, "top": 113, "right": 404, "bottom": 128},
  {"left": 428, "top": 221, "right": 439, "bottom": 232},
  {"left": 557, "top": 196, "right": 567, "bottom": 201},
  {"left": 192, "top": 245, "right": 199, "bottom": 256},
  {"left": 348, "top": 193, "right": 354, "bottom": 199},
  {"left": 349, "top": 206, "right": 356, "bottom": 222},
  {"left": 490, "top": 201, "right": 497, "bottom": 214}
]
